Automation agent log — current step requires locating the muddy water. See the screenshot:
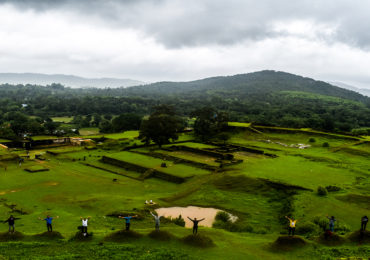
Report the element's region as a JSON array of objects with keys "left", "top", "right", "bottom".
[{"left": 155, "top": 206, "right": 237, "bottom": 228}]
